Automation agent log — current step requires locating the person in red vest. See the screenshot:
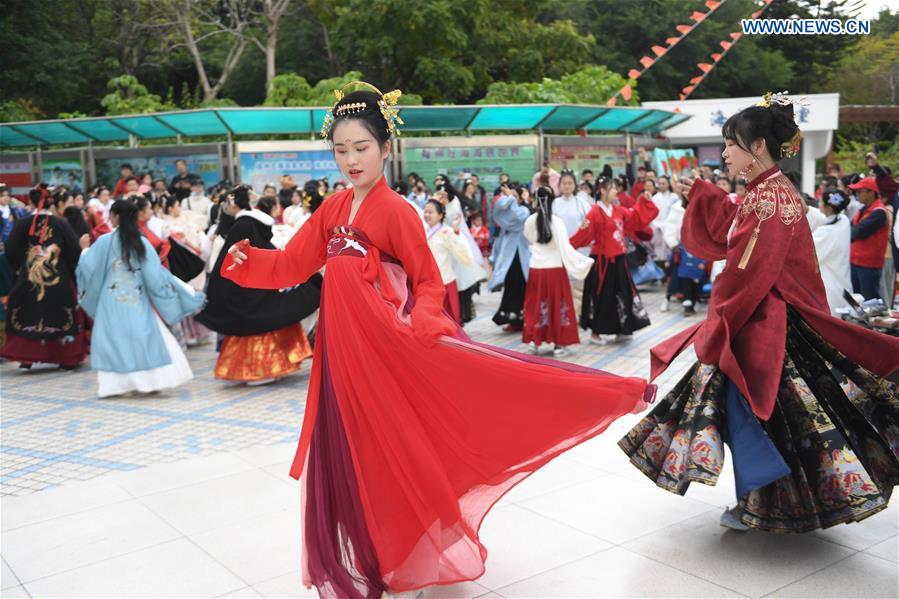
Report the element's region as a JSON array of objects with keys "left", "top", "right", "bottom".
[{"left": 848, "top": 177, "right": 889, "bottom": 300}]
